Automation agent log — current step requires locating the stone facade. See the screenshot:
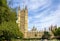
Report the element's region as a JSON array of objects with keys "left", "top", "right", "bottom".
[
  {"left": 17, "top": 6, "right": 28, "bottom": 38},
  {"left": 17, "top": 6, "right": 28, "bottom": 34}
]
